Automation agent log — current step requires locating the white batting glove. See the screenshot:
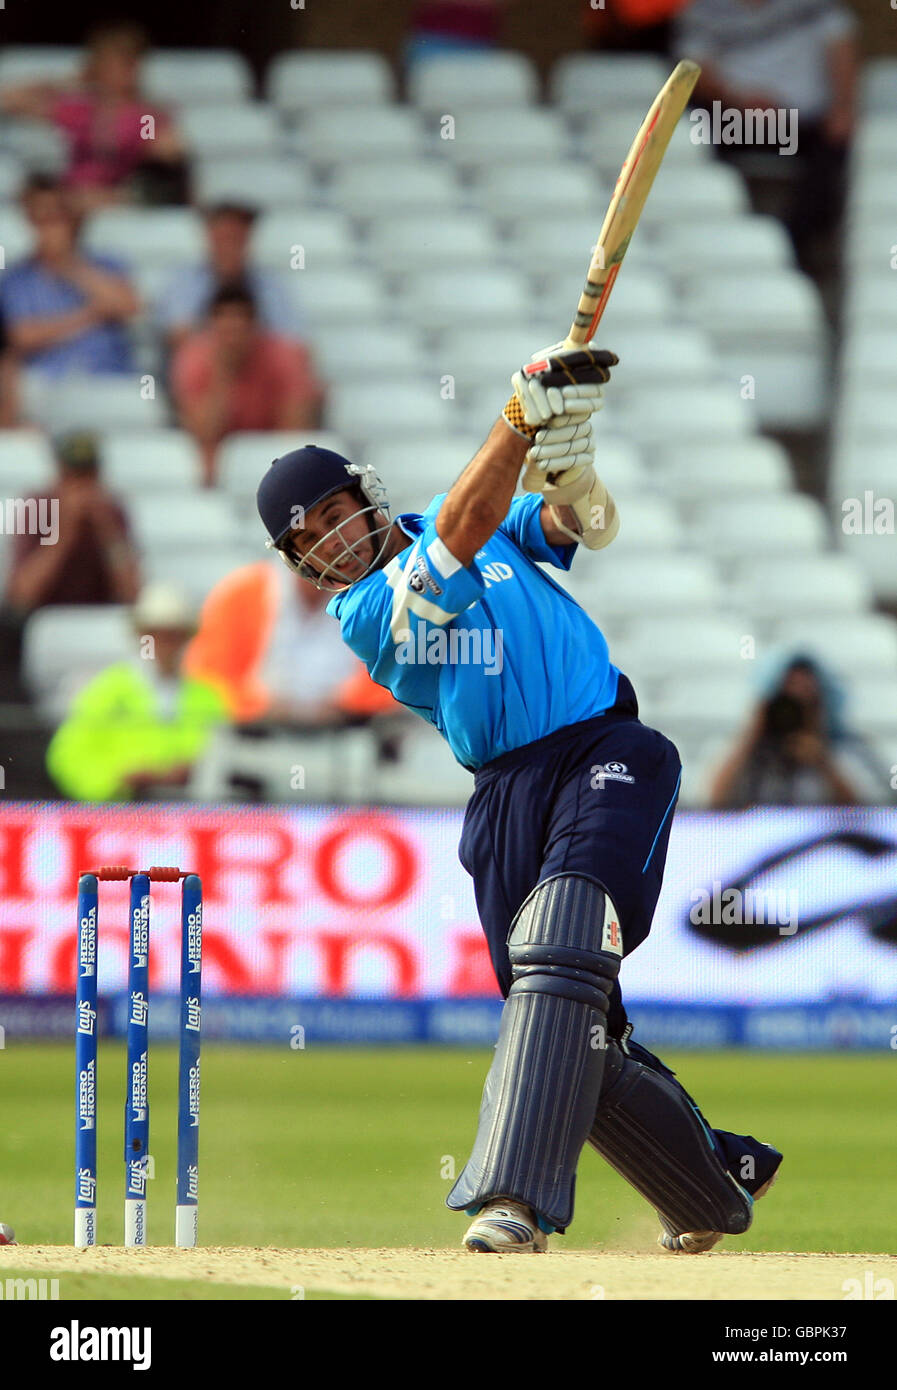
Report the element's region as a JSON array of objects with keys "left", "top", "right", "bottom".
[{"left": 525, "top": 415, "right": 595, "bottom": 475}]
